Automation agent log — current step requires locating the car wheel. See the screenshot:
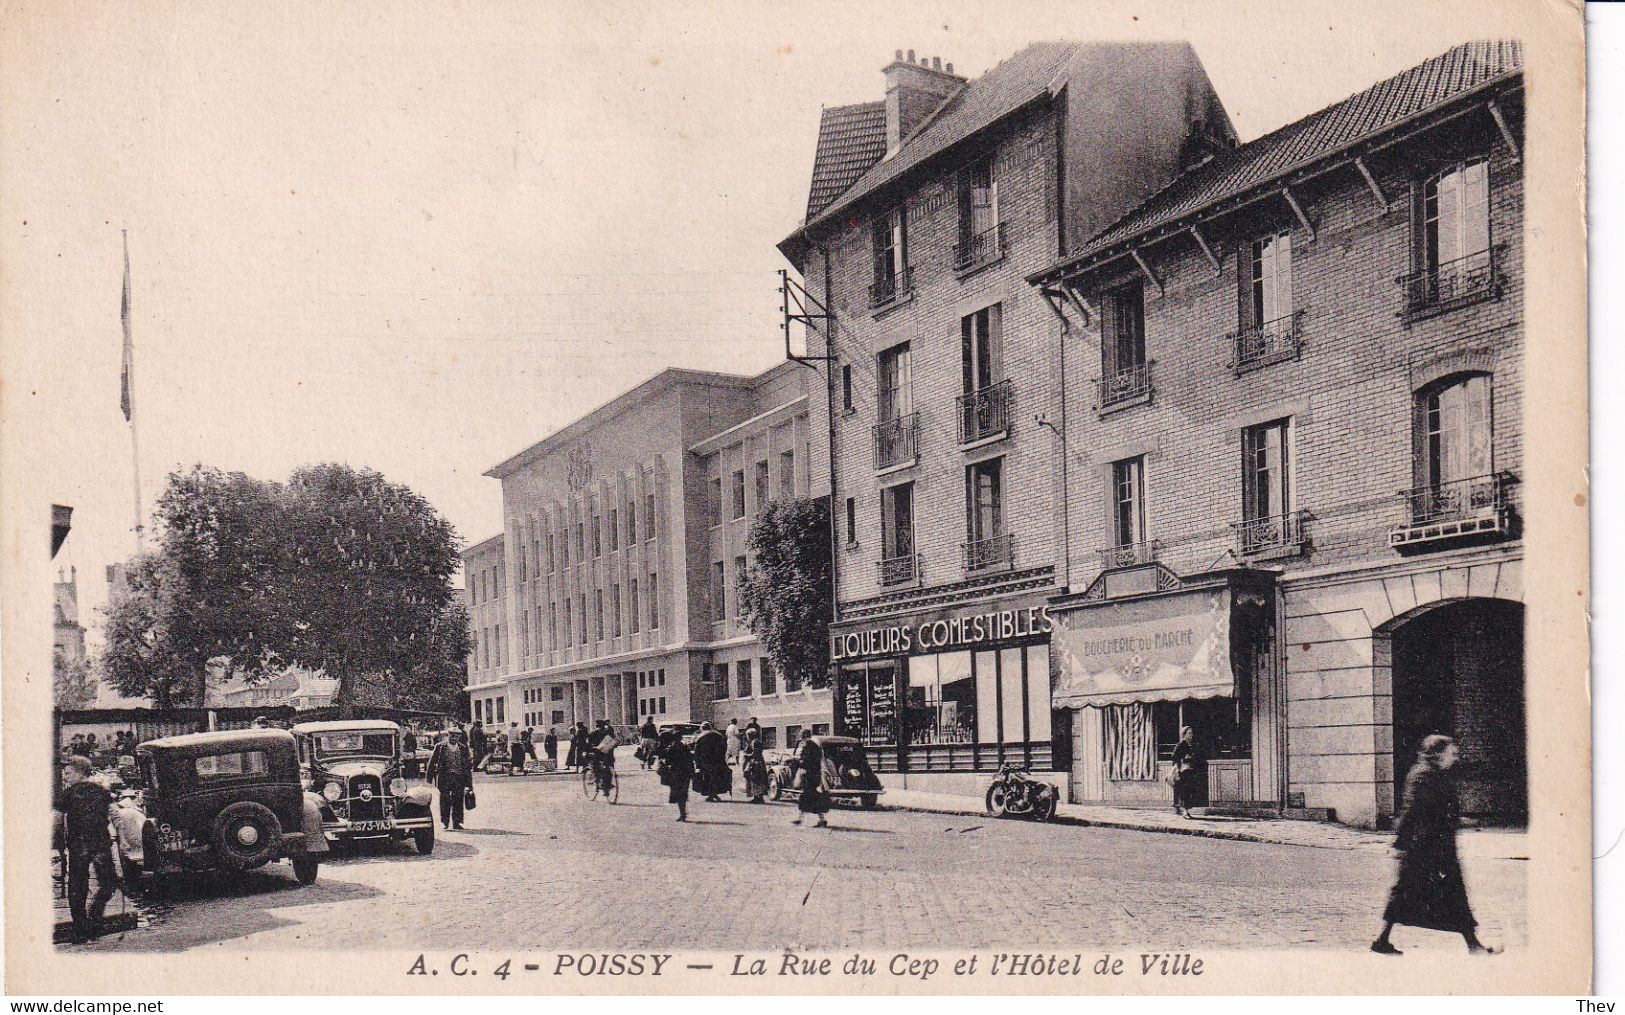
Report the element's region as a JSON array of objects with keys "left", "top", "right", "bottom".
[
  {"left": 291, "top": 854, "right": 320, "bottom": 885},
  {"left": 767, "top": 773, "right": 783, "bottom": 802},
  {"left": 210, "top": 802, "right": 282, "bottom": 870},
  {"left": 413, "top": 826, "right": 435, "bottom": 855},
  {"left": 986, "top": 783, "right": 1009, "bottom": 818}
]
